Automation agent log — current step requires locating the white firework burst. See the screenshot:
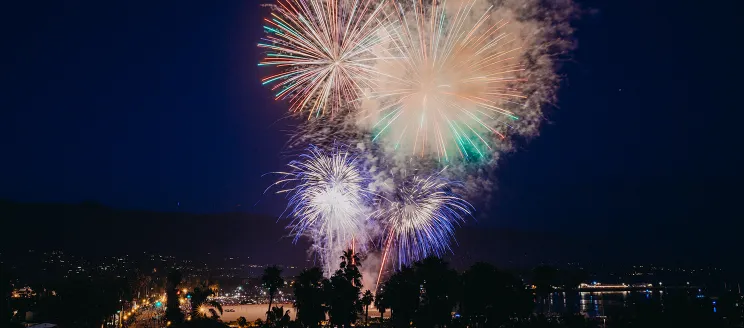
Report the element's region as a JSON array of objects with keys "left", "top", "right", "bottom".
[{"left": 271, "top": 146, "right": 373, "bottom": 276}]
